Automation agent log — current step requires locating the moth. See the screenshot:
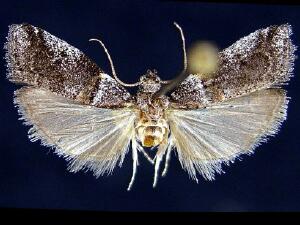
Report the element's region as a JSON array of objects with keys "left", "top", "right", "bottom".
[{"left": 5, "top": 22, "right": 296, "bottom": 191}]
